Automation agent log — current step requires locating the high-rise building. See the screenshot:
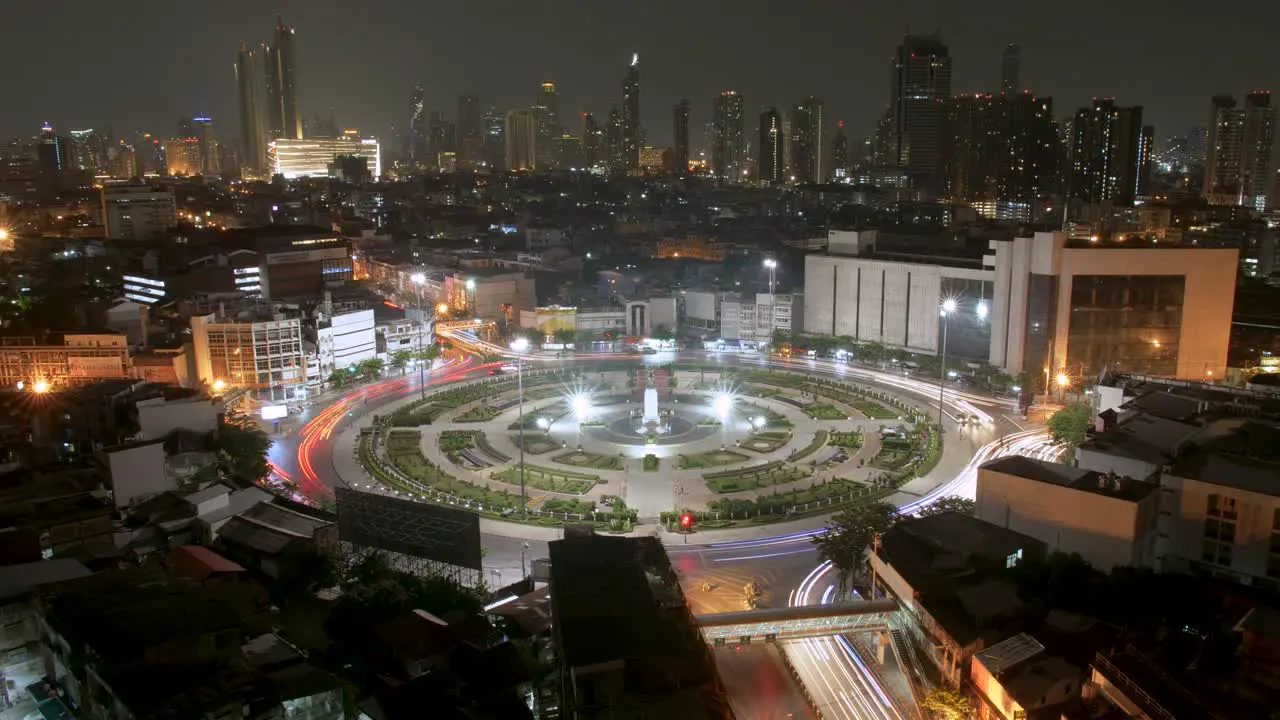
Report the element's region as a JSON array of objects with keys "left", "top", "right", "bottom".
[
  {"left": 164, "top": 138, "right": 202, "bottom": 176},
  {"left": 482, "top": 106, "right": 504, "bottom": 169},
  {"left": 758, "top": 108, "right": 783, "bottom": 184},
  {"left": 67, "top": 129, "right": 106, "bottom": 174},
  {"left": 672, "top": 99, "right": 690, "bottom": 174},
  {"left": 1000, "top": 93, "right": 1061, "bottom": 201},
  {"left": 943, "top": 94, "right": 999, "bottom": 200},
  {"left": 1001, "top": 43, "right": 1021, "bottom": 95},
  {"left": 191, "top": 117, "right": 218, "bottom": 174},
  {"left": 235, "top": 42, "right": 270, "bottom": 173},
  {"left": 621, "top": 54, "right": 641, "bottom": 169},
  {"left": 534, "top": 82, "right": 560, "bottom": 169},
  {"left": 457, "top": 94, "right": 482, "bottom": 165},
  {"left": 1204, "top": 92, "right": 1276, "bottom": 209},
  {"left": 408, "top": 84, "right": 427, "bottom": 165},
  {"left": 505, "top": 109, "right": 538, "bottom": 171},
  {"left": 581, "top": 113, "right": 601, "bottom": 168},
  {"left": 106, "top": 142, "right": 137, "bottom": 179},
  {"left": 829, "top": 121, "right": 849, "bottom": 179},
  {"left": 944, "top": 92, "right": 1059, "bottom": 205},
  {"left": 710, "top": 91, "right": 745, "bottom": 181},
  {"left": 268, "top": 135, "right": 380, "bottom": 178},
  {"left": 267, "top": 16, "right": 302, "bottom": 140},
  {"left": 891, "top": 34, "right": 952, "bottom": 194},
  {"left": 789, "top": 97, "right": 824, "bottom": 184},
  {"left": 36, "top": 123, "right": 70, "bottom": 177},
  {"left": 101, "top": 183, "right": 176, "bottom": 241},
  {"left": 606, "top": 104, "right": 624, "bottom": 168},
  {"left": 1070, "top": 99, "right": 1146, "bottom": 205}
]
